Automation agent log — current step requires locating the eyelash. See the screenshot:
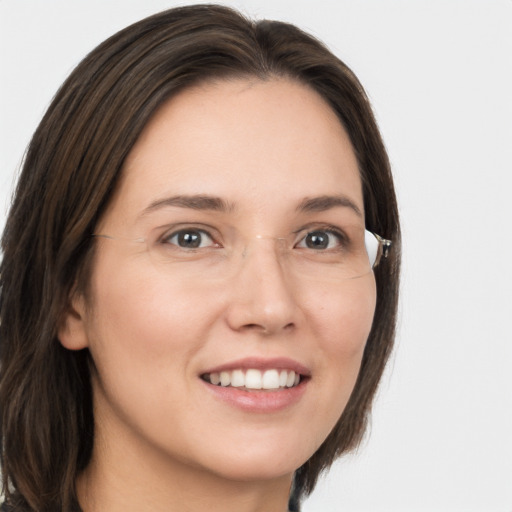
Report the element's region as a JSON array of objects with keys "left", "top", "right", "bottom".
[{"left": 159, "top": 225, "right": 349, "bottom": 251}]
